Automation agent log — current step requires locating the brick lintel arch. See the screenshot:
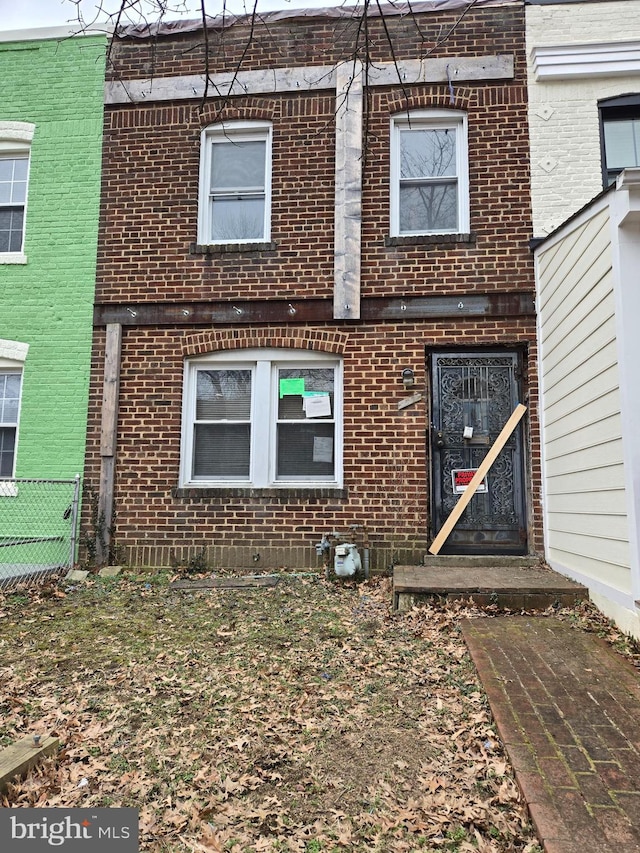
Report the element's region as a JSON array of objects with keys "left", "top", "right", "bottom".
[
  {"left": 384, "top": 86, "right": 474, "bottom": 115},
  {"left": 195, "top": 98, "right": 278, "bottom": 128},
  {"left": 182, "top": 326, "right": 349, "bottom": 357}
]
